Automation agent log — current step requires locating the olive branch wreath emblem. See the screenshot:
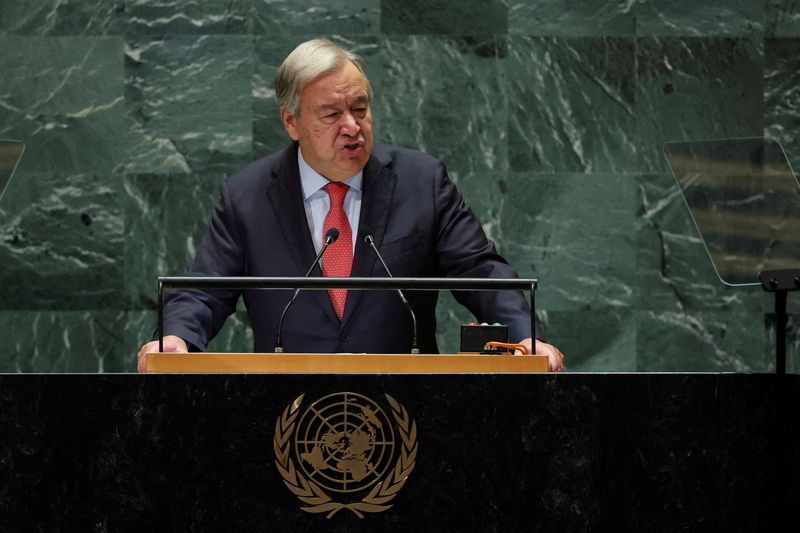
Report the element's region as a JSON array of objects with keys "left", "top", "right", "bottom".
[{"left": 273, "top": 393, "right": 418, "bottom": 519}]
